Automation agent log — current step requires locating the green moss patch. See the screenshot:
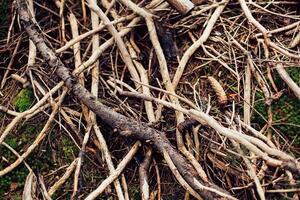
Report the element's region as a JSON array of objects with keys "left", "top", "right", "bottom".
[
  {"left": 285, "top": 67, "right": 300, "bottom": 85},
  {"left": 13, "top": 88, "right": 34, "bottom": 112},
  {"left": 61, "top": 136, "right": 78, "bottom": 162},
  {"left": 272, "top": 96, "right": 300, "bottom": 144},
  {"left": 252, "top": 90, "right": 300, "bottom": 145},
  {"left": 251, "top": 91, "right": 268, "bottom": 128}
]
